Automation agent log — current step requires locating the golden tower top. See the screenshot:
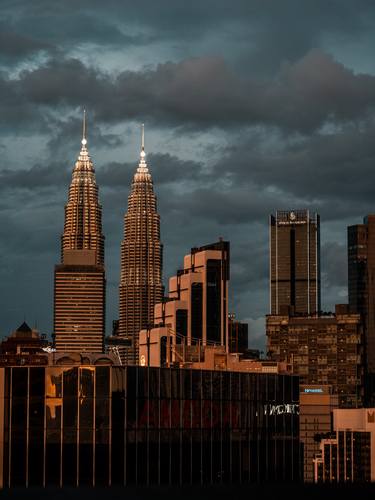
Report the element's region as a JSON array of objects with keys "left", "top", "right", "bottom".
[{"left": 135, "top": 123, "right": 151, "bottom": 182}]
